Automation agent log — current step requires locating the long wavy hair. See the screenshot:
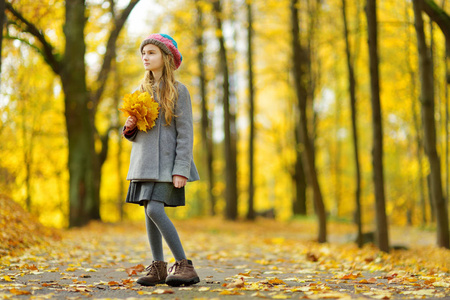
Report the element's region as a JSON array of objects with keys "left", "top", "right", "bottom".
[{"left": 140, "top": 51, "right": 178, "bottom": 125}]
